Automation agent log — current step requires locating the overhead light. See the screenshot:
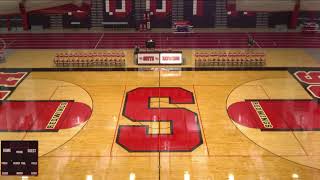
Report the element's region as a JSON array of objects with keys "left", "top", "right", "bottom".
[
  {"left": 86, "top": 175, "right": 93, "bottom": 180},
  {"left": 129, "top": 173, "right": 136, "bottom": 180},
  {"left": 228, "top": 173, "right": 235, "bottom": 180},
  {"left": 292, "top": 173, "right": 299, "bottom": 179},
  {"left": 243, "top": 11, "right": 248, "bottom": 15},
  {"left": 227, "top": 11, "right": 232, "bottom": 15},
  {"left": 184, "top": 171, "right": 190, "bottom": 180}
]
